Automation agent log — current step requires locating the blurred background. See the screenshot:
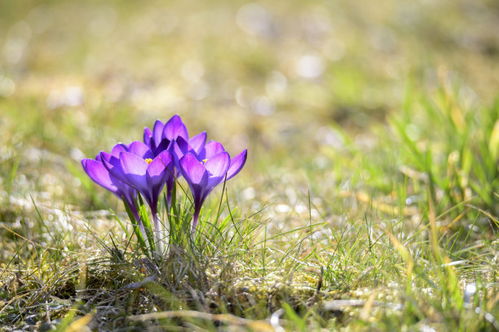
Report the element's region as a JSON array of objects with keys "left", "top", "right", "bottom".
[
  {"left": 1, "top": 0, "right": 498, "bottom": 216},
  {"left": 1, "top": 2, "right": 498, "bottom": 329}
]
